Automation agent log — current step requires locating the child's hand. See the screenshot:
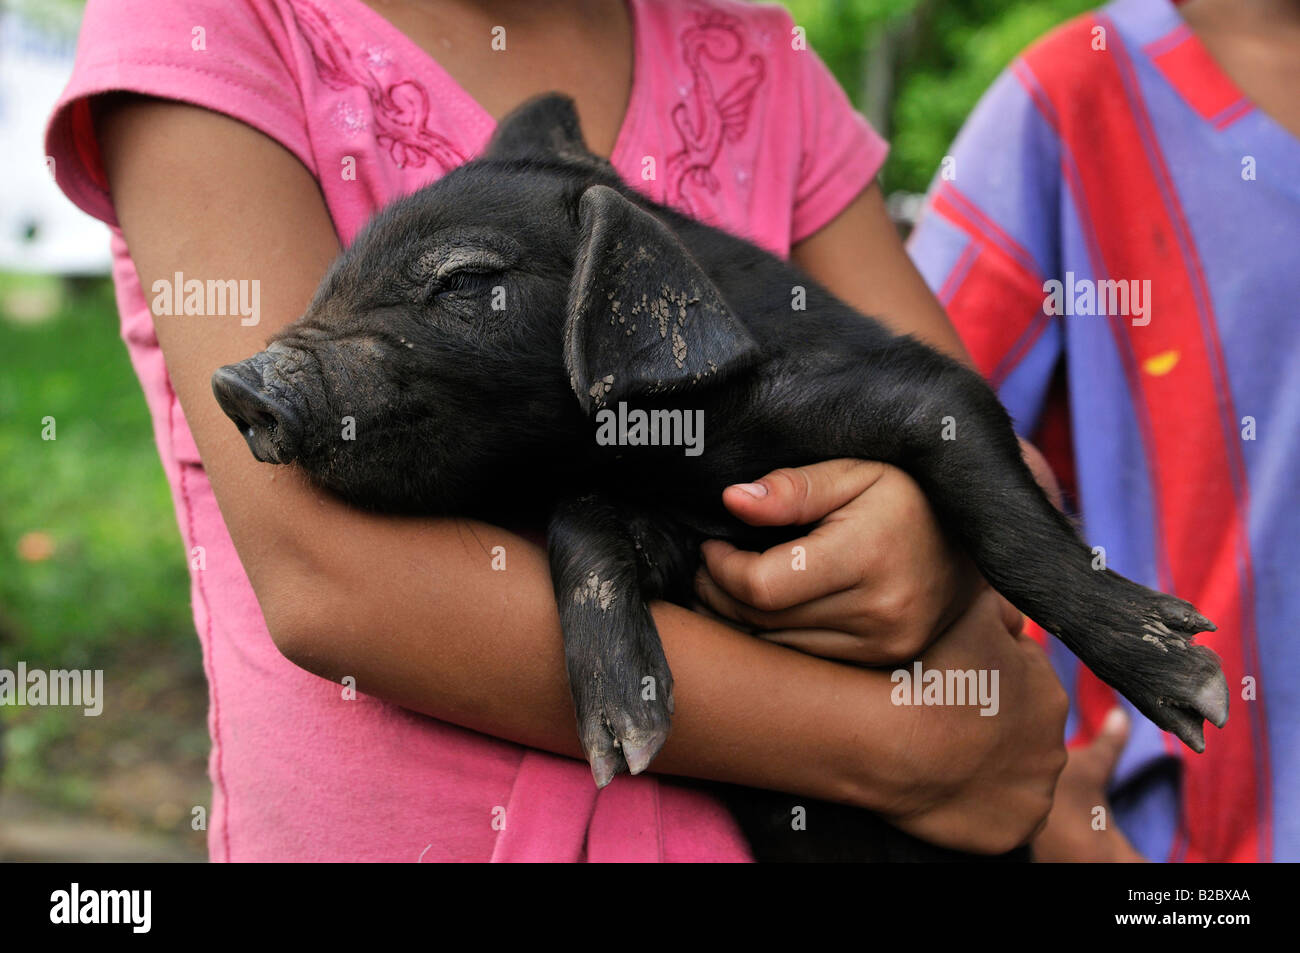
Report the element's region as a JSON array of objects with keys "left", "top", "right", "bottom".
[
  {"left": 693, "top": 458, "right": 981, "bottom": 665},
  {"left": 878, "top": 586, "right": 1069, "bottom": 853},
  {"left": 1032, "top": 708, "right": 1149, "bottom": 862}
]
